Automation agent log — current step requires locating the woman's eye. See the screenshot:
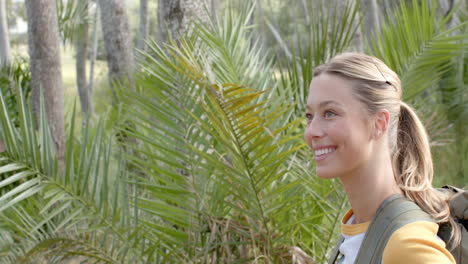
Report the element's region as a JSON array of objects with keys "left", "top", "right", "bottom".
[
  {"left": 324, "top": 111, "right": 336, "bottom": 118},
  {"left": 305, "top": 113, "right": 313, "bottom": 122}
]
